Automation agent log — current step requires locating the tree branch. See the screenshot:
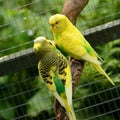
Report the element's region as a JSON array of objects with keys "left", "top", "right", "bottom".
[
  {"left": 62, "top": 0, "right": 89, "bottom": 24},
  {"left": 54, "top": 0, "right": 89, "bottom": 119}
]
